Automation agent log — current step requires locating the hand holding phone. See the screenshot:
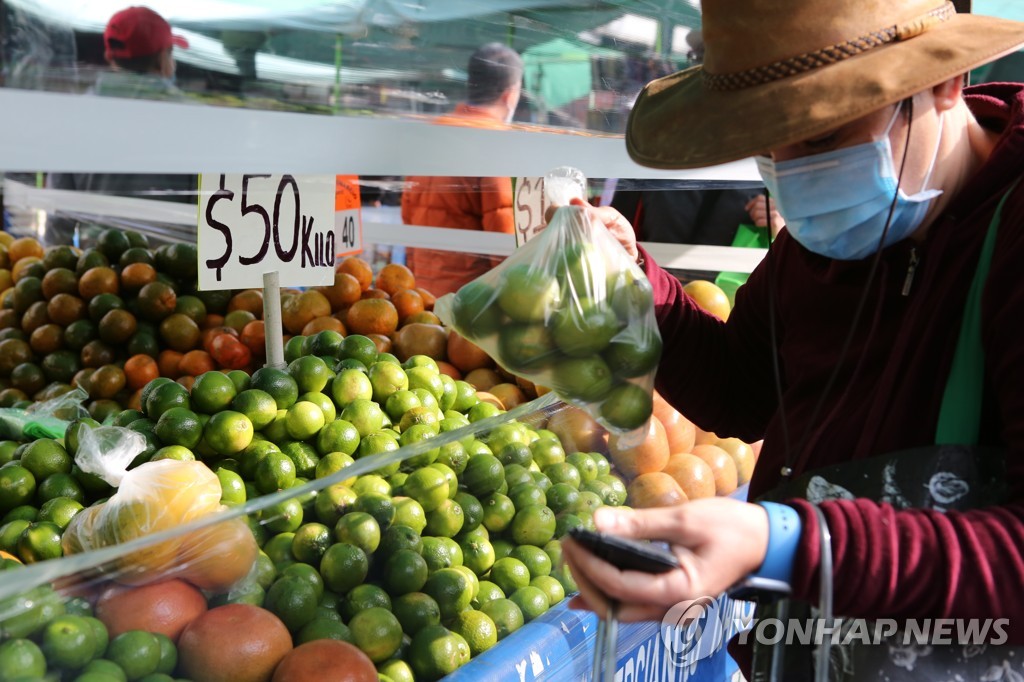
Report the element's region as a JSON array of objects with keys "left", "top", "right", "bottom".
[{"left": 568, "top": 527, "right": 681, "bottom": 574}]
